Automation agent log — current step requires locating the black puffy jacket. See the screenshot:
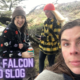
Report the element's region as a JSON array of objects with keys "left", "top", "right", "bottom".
[{"left": 0, "top": 23, "right": 29, "bottom": 58}]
